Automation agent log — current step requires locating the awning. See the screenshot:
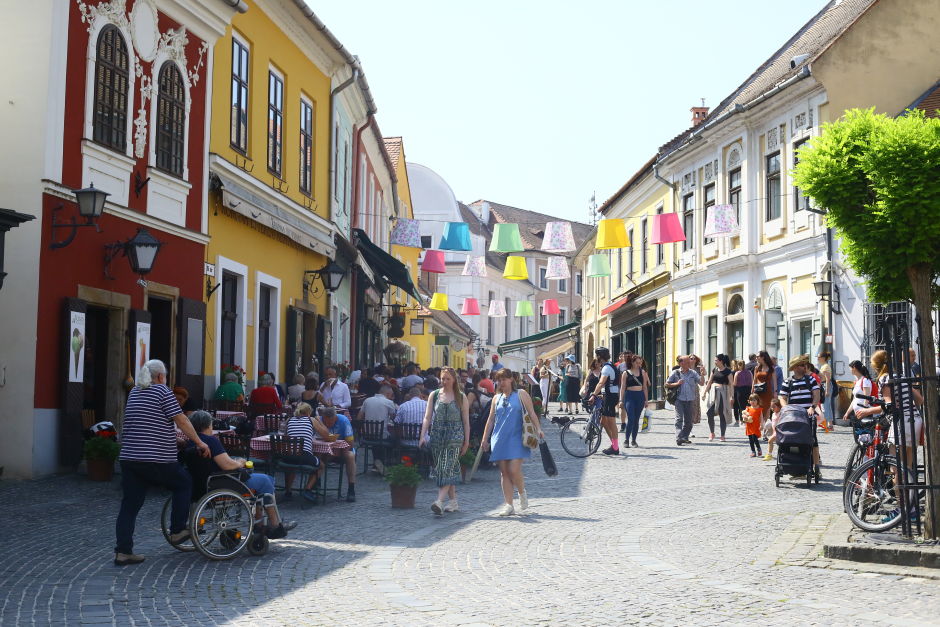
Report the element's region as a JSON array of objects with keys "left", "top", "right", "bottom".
[
  {"left": 499, "top": 320, "right": 580, "bottom": 353},
  {"left": 601, "top": 295, "right": 629, "bottom": 316},
  {"left": 538, "top": 340, "right": 574, "bottom": 361},
  {"left": 353, "top": 228, "right": 422, "bottom": 302}
]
